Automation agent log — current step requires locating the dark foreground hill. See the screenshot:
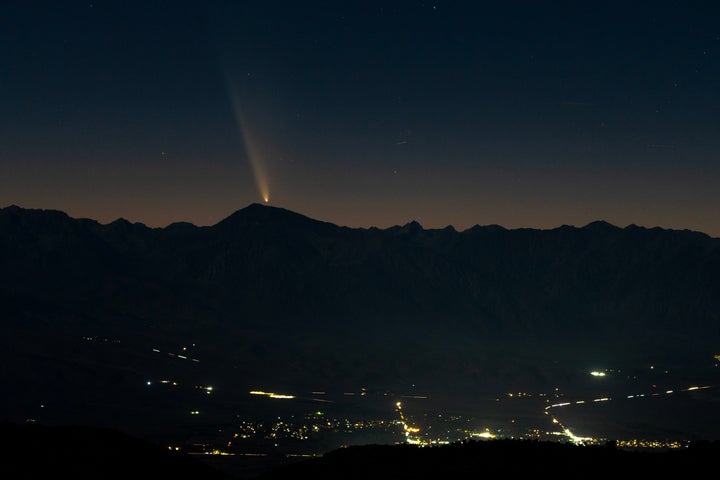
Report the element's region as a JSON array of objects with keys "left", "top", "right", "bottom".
[
  {"left": 0, "top": 421, "right": 233, "bottom": 480},
  {"left": 257, "top": 438, "right": 720, "bottom": 479},
  {"left": 3, "top": 421, "right": 718, "bottom": 479}
]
